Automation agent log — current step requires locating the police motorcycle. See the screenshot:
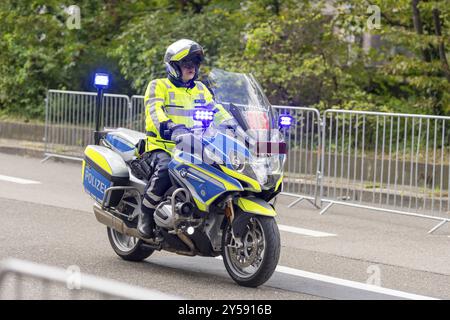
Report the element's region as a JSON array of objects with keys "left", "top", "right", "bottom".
[{"left": 82, "top": 69, "right": 293, "bottom": 287}]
